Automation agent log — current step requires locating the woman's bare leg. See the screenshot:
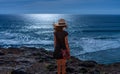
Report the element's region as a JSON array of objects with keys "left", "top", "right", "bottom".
[
  {"left": 61, "top": 59, "right": 66, "bottom": 74},
  {"left": 57, "top": 59, "right": 62, "bottom": 74}
]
